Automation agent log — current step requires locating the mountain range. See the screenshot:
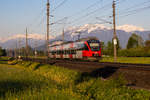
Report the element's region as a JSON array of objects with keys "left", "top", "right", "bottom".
[
  {"left": 55, "top": 24, "right": 150, "bottom": 48},
  {"left": 0, "top": 24, "right": 150, "bottom": 50}
]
